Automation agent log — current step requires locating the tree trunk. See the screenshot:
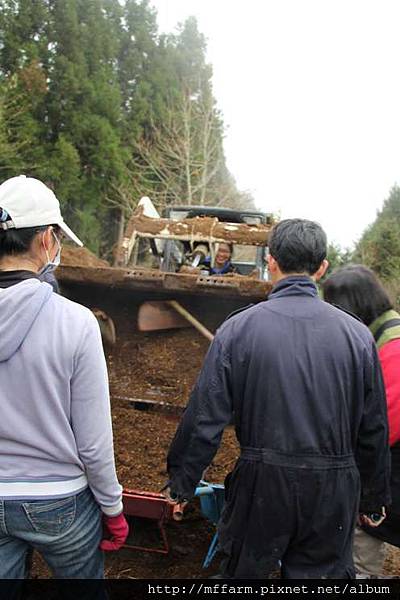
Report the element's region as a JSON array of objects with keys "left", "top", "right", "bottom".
[{"left": 113, "top": 208, "right": 125, "bottom": 267}]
